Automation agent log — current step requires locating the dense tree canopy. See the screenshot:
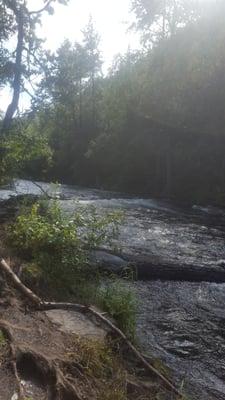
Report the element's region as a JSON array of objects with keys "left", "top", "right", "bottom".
[
  {"left": 130, "top": 0, "right": 202, "bottom": 44},
  {"left": 0, "top": 0, "right": 225, "bottom": 204}
]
